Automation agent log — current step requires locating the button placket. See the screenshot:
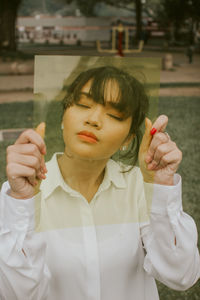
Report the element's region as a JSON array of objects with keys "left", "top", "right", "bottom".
[
  {"left": 15, "top": 217, "right": 29, "bottom": 231},
  {"left": 16, "top": 206, "right": 26, "bottom": 214}
]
